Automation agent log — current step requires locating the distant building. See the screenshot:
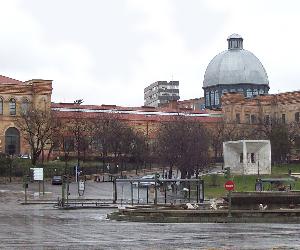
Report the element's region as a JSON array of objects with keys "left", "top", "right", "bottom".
[
  {"left": 0, "top": 74, "right": 222, "bottom": 160},
  {"left": 178, "top": 98, "right": 205, "bottom": 111},
  {"left": 222, "top": 91, "right": 300, "bottom": 124},
  {"left": 0, "top": 75, "right": 52, "bottom": 155},
  {"left": 160, "top": 98, "right": 205, "bottom": 111},
  {"left": 223, "top": 140, "right": 271, "bottom": 175},
  {"left": 203, "top": 34, "right": 269, "bottom": 109},
  {"left": 144, "top": 81, "right": 180, "bottom": 107}
]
